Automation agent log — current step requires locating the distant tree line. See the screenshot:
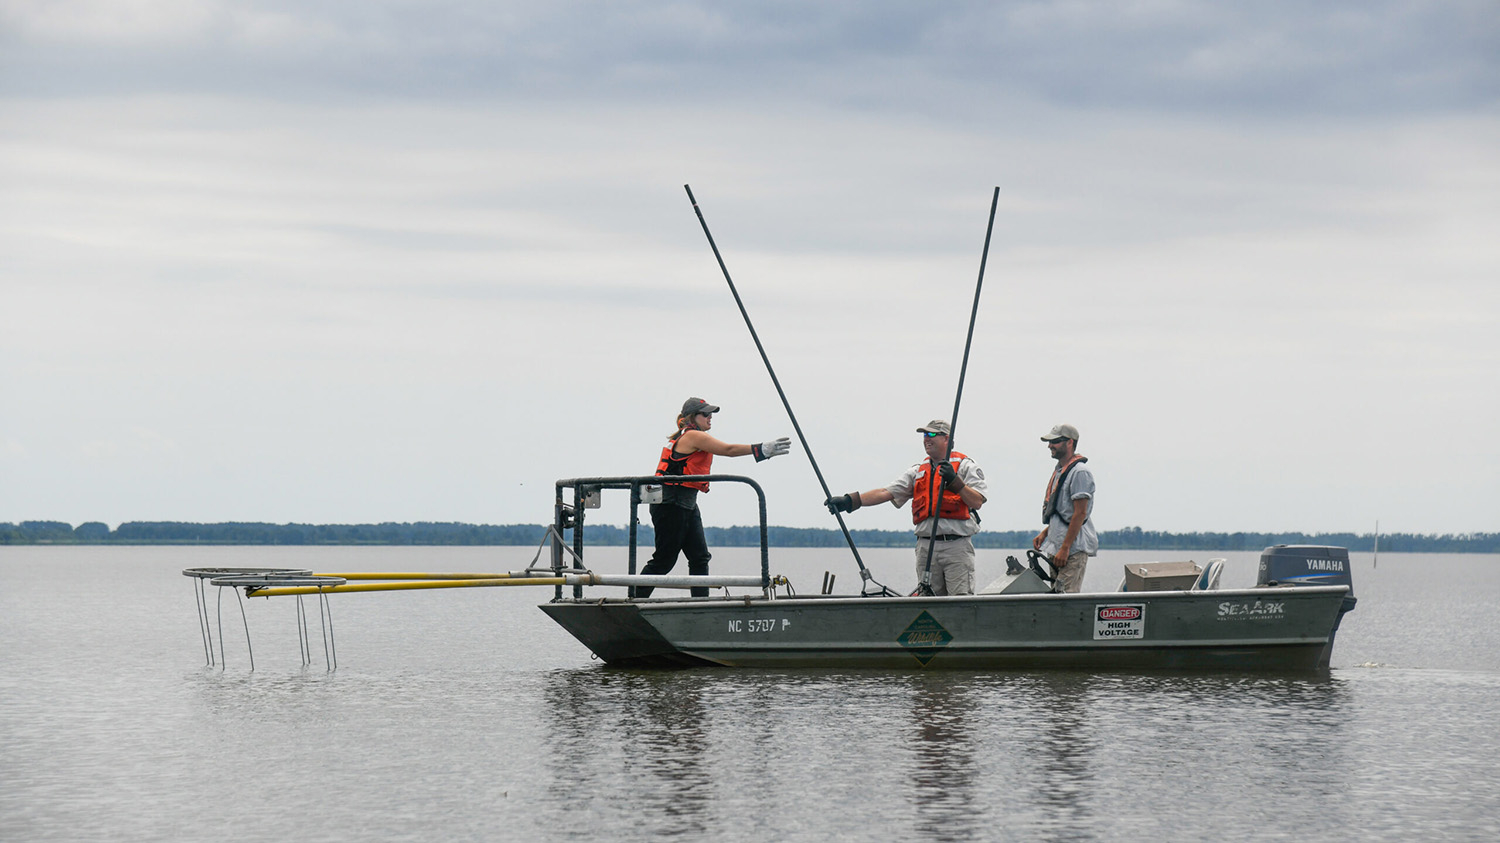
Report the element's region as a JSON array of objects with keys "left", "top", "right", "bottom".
[
  {"left": 0, "top": 520, "right": 551, "bottom": 546},
  {"left": 3, "top": 520, "right": 1498, "bottom": 553}
]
